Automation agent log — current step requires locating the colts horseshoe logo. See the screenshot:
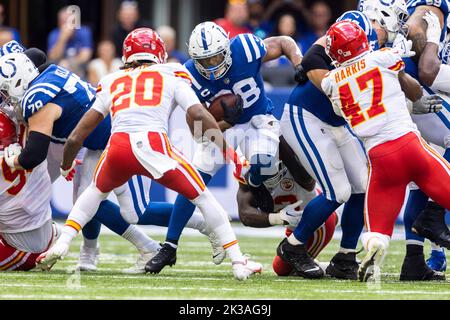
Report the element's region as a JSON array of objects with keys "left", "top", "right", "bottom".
[{"left": 0, "top": 60, "right": 17, "bottom": 80}]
